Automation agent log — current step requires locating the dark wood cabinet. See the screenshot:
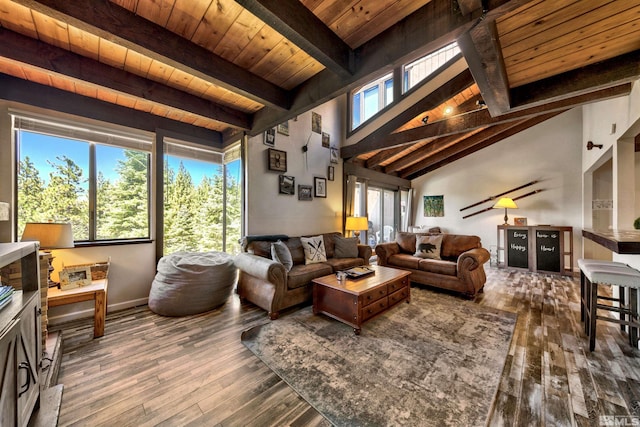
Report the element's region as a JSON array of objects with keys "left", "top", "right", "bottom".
[{"left": 497, "top": 225, "right": 573, "bottom": 276}]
